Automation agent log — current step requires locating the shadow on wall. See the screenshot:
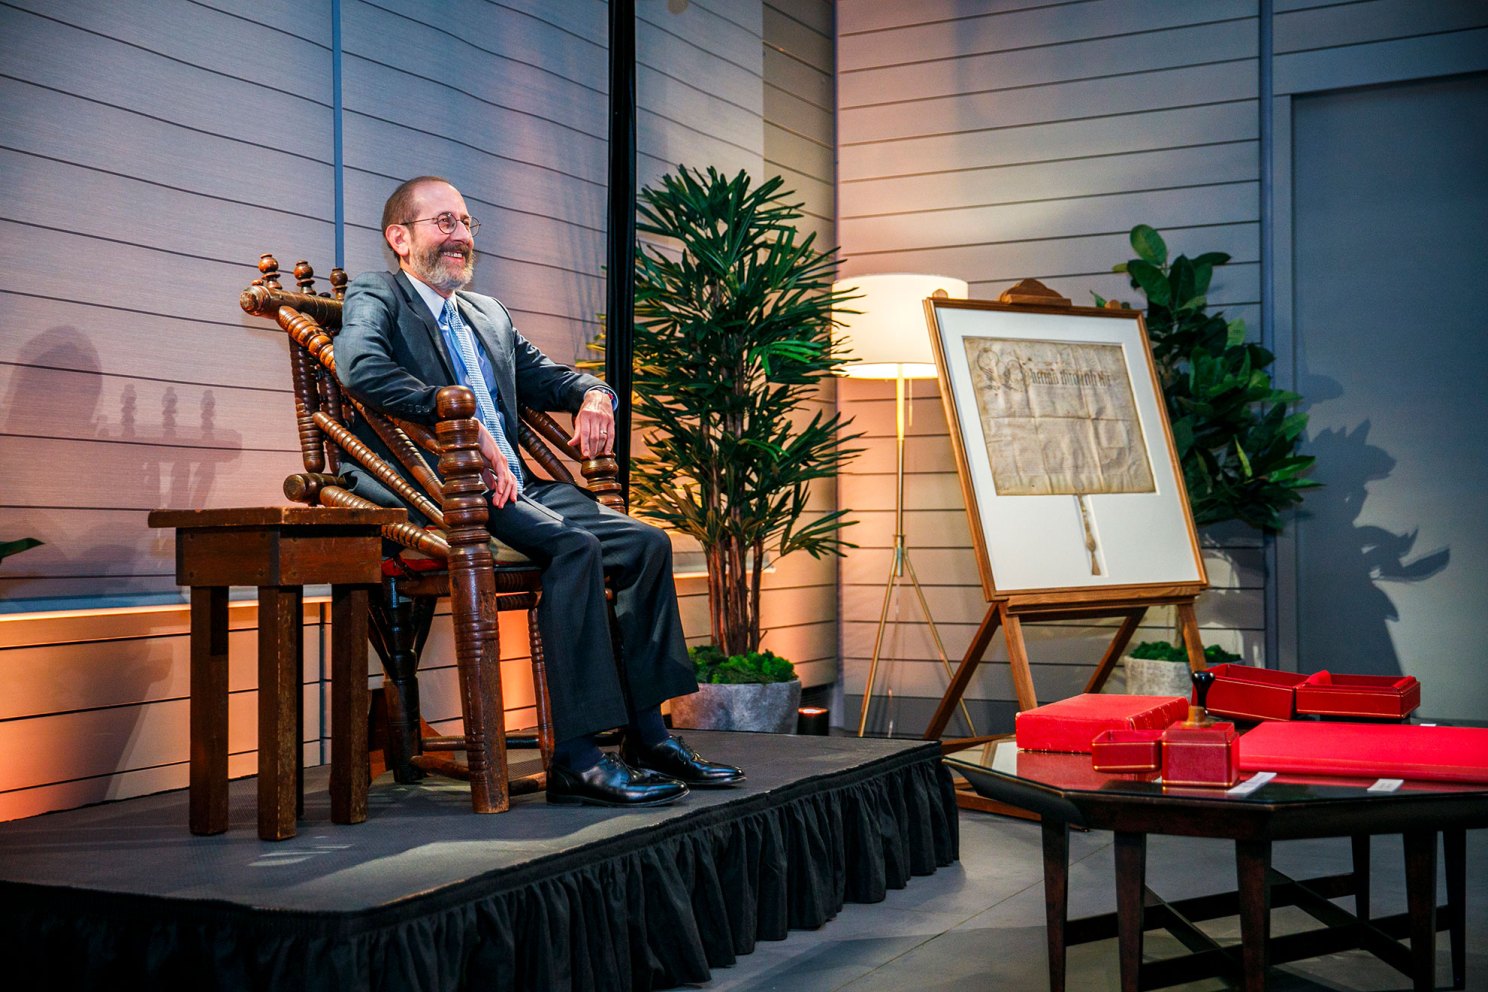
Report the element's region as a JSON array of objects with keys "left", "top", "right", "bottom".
[
  {"left": 1, "top": 325, "right": 242, "bottom": 606},
  {"left": 1297, "top": 421, "right": 1449, "bottom": 676}
]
